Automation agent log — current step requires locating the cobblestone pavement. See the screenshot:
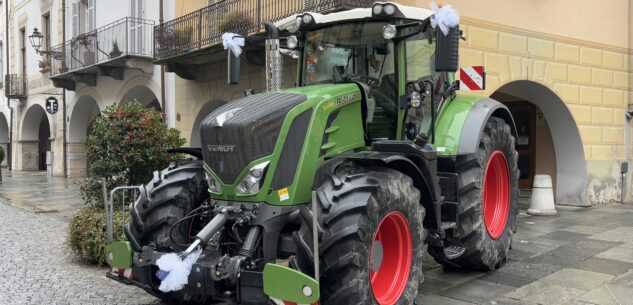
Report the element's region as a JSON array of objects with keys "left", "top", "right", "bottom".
[
  {"left": 0, "top": 202, "right": 162, "bottom": 305},
  {"left": 419, "top": 202, "right": 633, "bottom": 305},
  {"left": 0, "top": 171, "right": 83, "bottom": 219}
]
